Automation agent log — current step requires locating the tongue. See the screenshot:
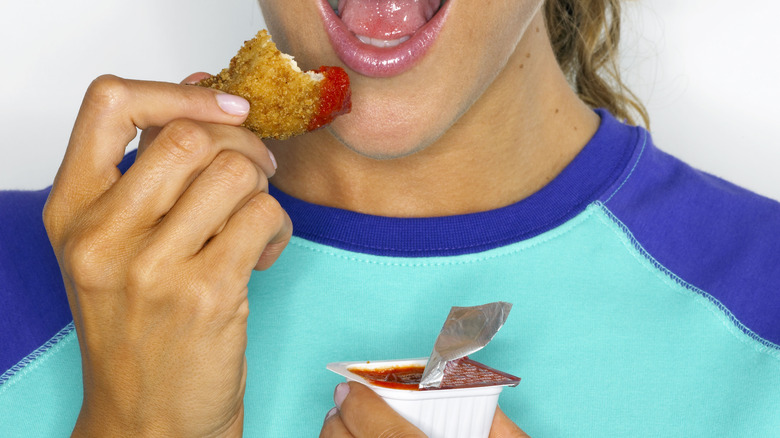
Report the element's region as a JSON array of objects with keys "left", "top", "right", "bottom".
[{"left": 338, "top": 0, "right": 440, "bottom": 40}]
